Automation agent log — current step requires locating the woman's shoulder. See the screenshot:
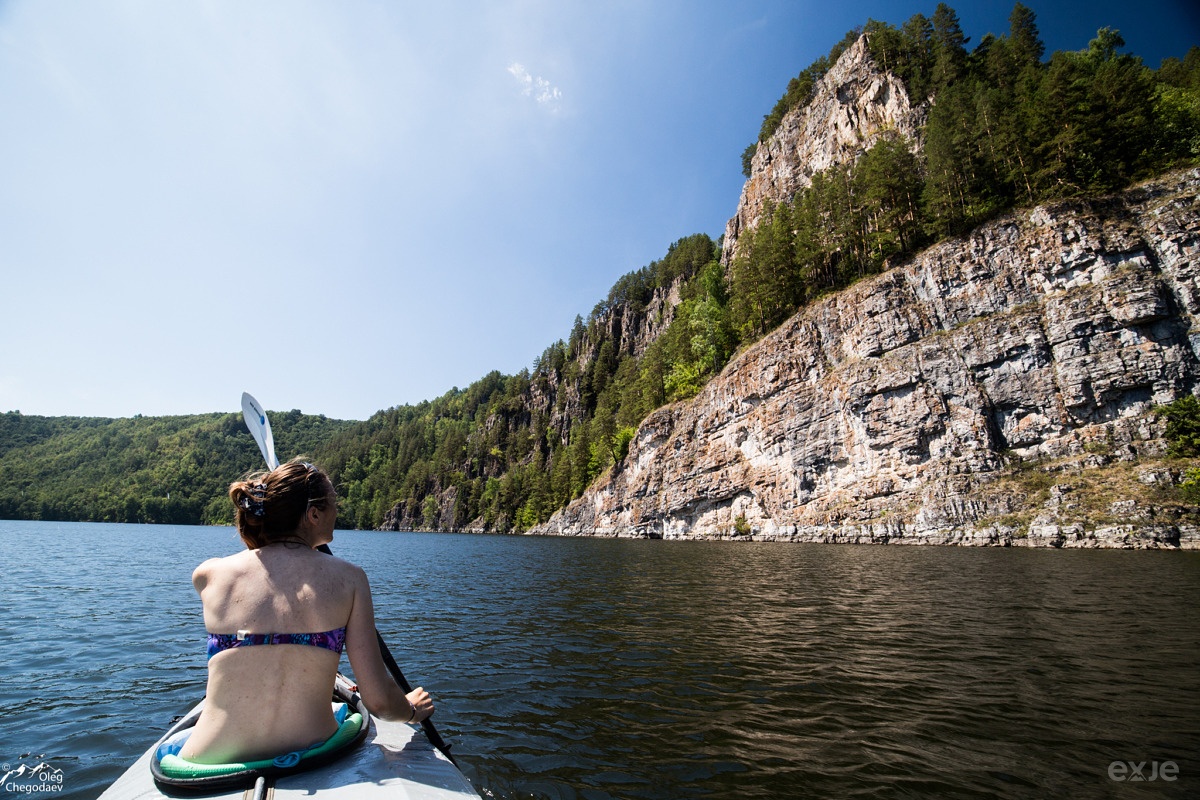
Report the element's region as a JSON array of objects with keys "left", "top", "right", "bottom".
[
  {"left": 272, "top": 548, "right": 368, "bottom": 591},
  {"left": 192, "top": 548, "right": 368, "bottom": 591},
  {"left": 194, "top": 548, "right": 257, "bottom": 570},
  {"left": 191, "top": 553, "right": 239, "bottom": 590},
  {"left": 319, "top": 551, "right": 369, "bottom": 585}
]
